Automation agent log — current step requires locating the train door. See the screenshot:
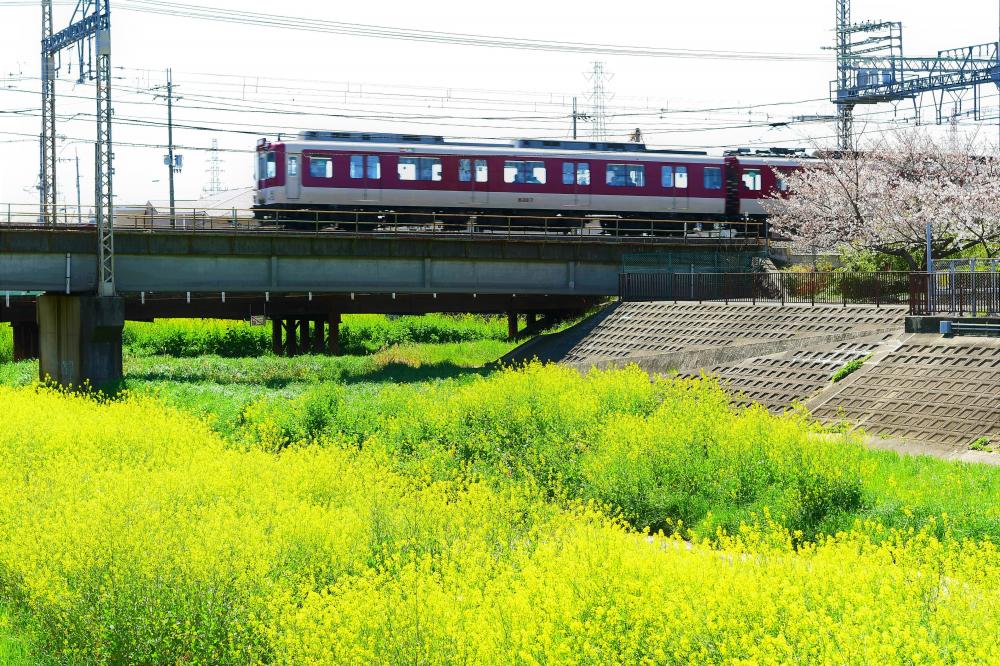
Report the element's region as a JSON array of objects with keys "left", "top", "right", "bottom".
[
  {"left": 574, "top": 162, "right": 591, "bottom": 209},
  {"left": 365, "top": 155, "right": 382, "bottom": 203},
  {"left": 561, "top": 161, "right": 591, "bottom": 210},
  {"left": 286, "top": 154, "right": 301, "bottom": 200},
  {"left": 471, "top": 159, "right": 489, "bottom": 206},
  {"left": 350, "top": 155, "right": 382, "bottom": 203},
  {"left": 459, "top": 158, "right": 489, "bottom": 207},
  {"left": 675, "top": 165, "right": 689, "bottom": 211}
]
